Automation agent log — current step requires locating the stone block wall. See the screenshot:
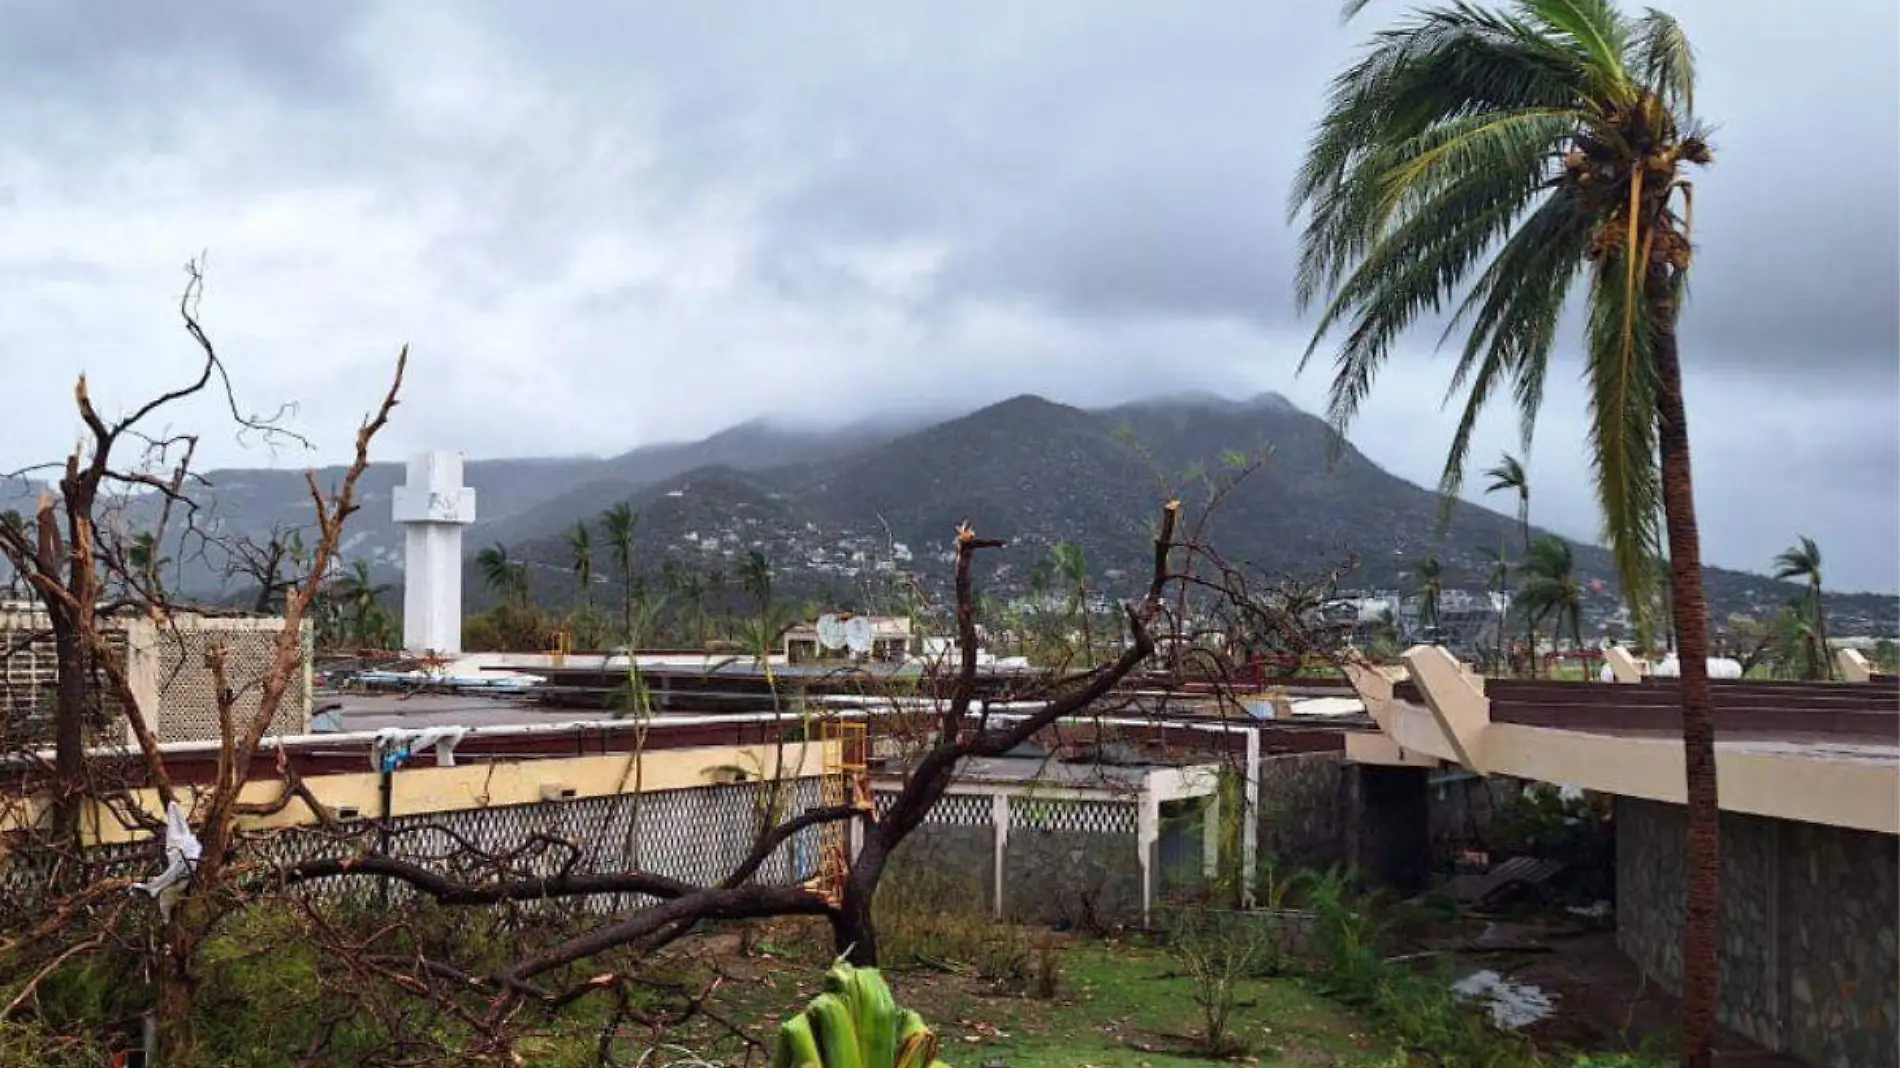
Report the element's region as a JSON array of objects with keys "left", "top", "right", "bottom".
[
  {"left": 1004, "top": 827, "right": 1143, "bottom": 926},
  {"left": 1426, "top": 771, "right": 1527, "bottom": 860},
  {"left": 1256, "top": 751, "right": 1348, "bottom": 871},
  {"left": 1616, "top": 797, "right": 1897, "bottom": 1068}
]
